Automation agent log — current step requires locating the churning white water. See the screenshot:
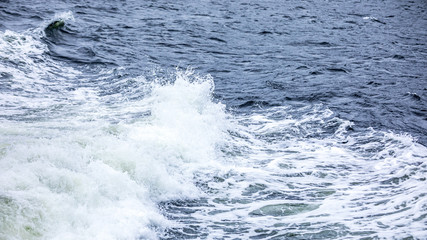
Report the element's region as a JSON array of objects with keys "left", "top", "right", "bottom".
[
  {"left": 1, "top": 12, "right": 426, "bottom": 239},
  {"left": 0, "top": 33, "right": 231, "bottom": 239}
]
